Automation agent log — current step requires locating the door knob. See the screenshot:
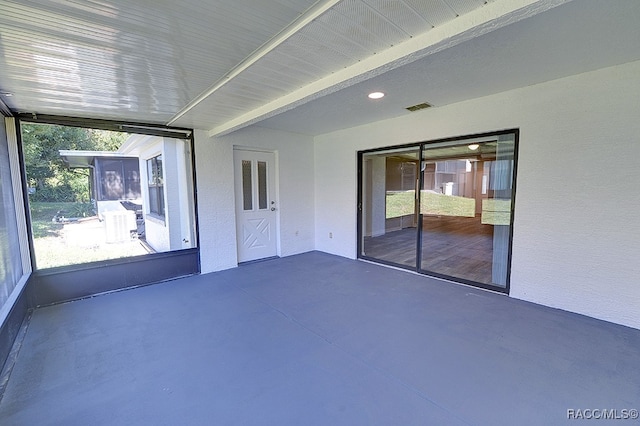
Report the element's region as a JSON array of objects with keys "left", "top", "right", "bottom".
[{"left": 271, "top": 207, "right": 276, "bottom": 211}]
